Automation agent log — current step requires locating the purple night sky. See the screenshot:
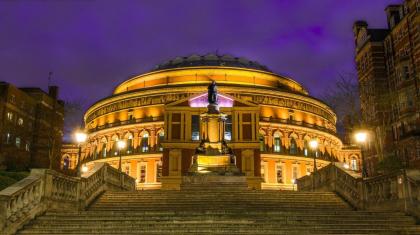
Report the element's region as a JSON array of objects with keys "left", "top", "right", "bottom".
[{"left": 1, "top": 0, "right": 400, "bottom": 108}]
